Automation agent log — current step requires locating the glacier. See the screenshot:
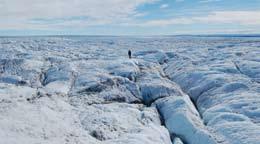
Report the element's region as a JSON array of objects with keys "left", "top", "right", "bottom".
[{"left": 0, "top": 36, "right": 260, "bottom": 144}]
